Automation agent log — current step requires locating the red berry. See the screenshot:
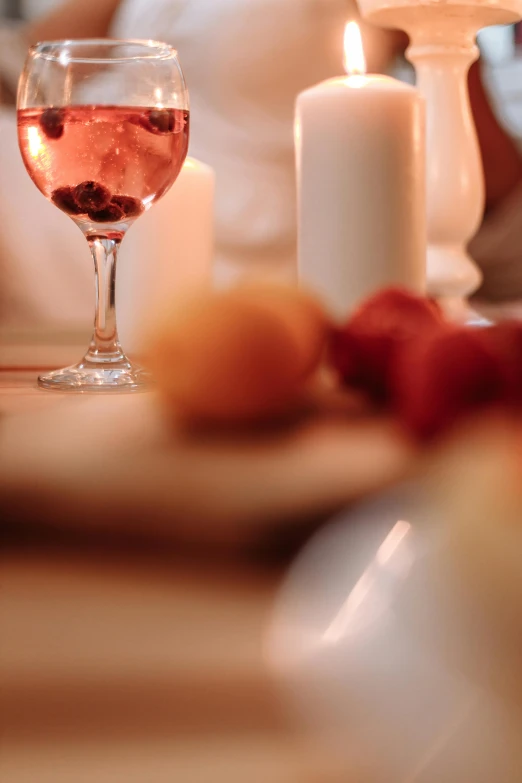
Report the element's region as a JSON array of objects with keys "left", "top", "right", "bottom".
[
  {"left": 330, "top": 287, "right": 445, "bottom": 404},
  {"left": 392, "top": 328, "right": 509, "bottom": 442},
  {"left": 74, "top": 181, "right": 111, "bottom": 211},
  {"left": 142, "top": 109, "right": 175, "bottom": 134},
  {"left": 481, "top": 321, "right": 522, "bottom": 405},
  {"left": 111, "top": 195, "right": 144, "bottom": 218},
  {"left": 51, "top": 186, "right": 85, "bottom": 215},
  {"left": 88, "top": 202, "right": 124, "bottom": 223},
  {"left": 330, "top": 326, "right": 360, "bottom": 382},
  {"left": 39, "top": 108, "right": 65, "bottom": 140}
]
